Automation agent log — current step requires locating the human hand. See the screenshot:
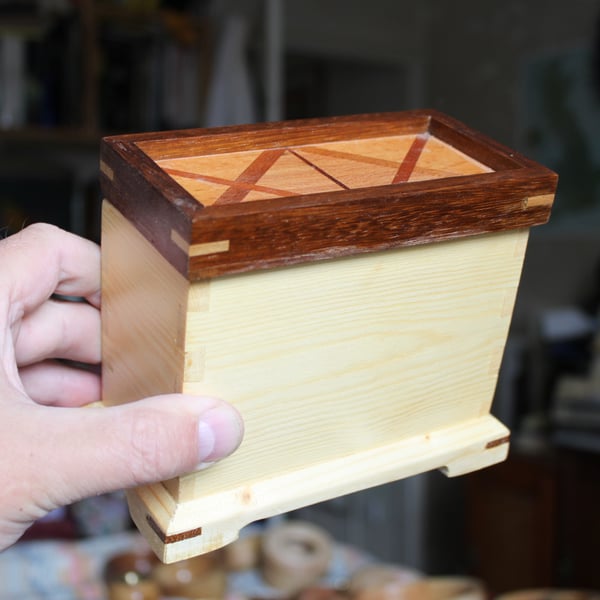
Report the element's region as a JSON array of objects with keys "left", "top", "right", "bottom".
[{"left": 0, "top": 224, "right": 243, "bottom": 550}]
